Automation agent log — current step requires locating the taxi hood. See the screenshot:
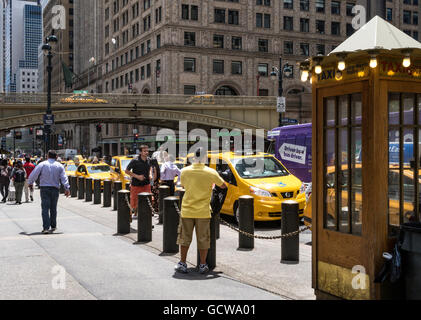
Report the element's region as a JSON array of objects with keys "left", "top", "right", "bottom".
[{"left": 245, "top": 175, "right": 302, "bottom": 192}]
